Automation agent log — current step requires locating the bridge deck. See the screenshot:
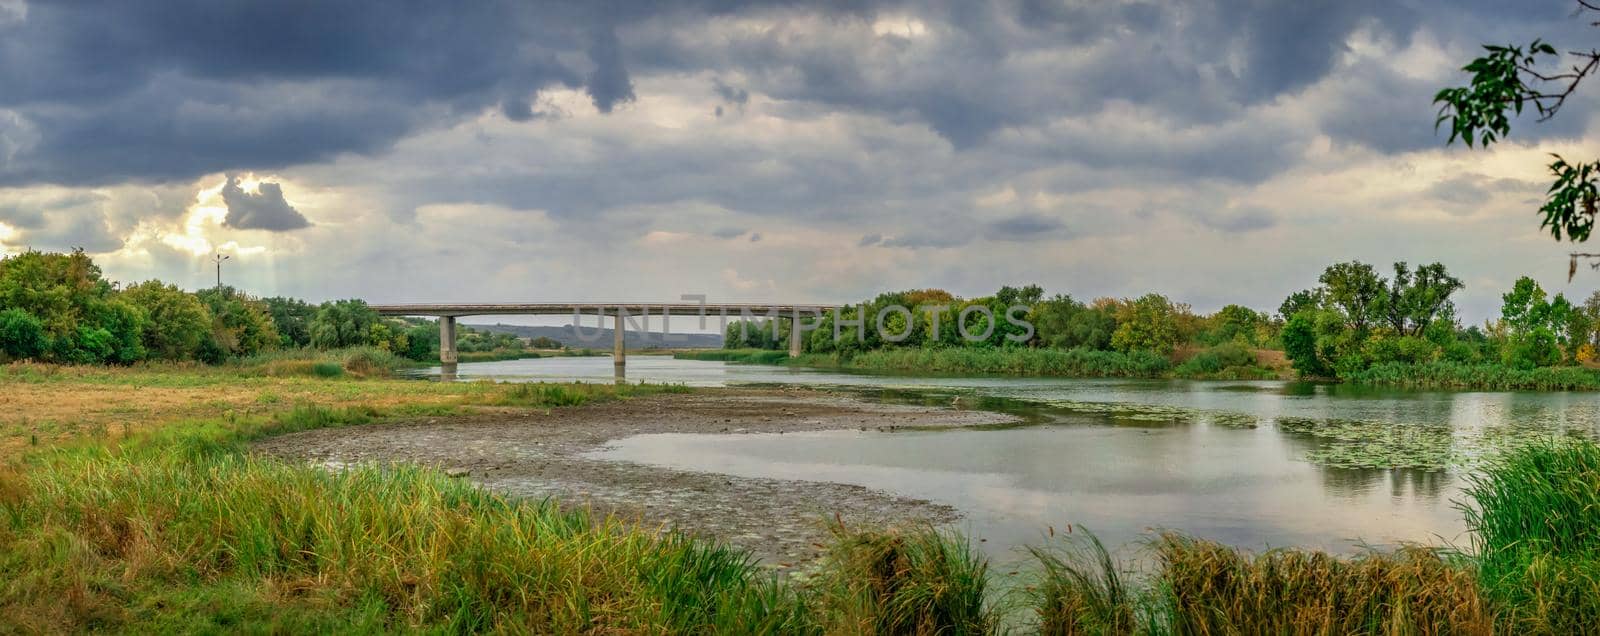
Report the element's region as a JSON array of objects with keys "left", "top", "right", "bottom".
[{"left": 369, "top": 303, "right": 840, "bottom": 317}]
